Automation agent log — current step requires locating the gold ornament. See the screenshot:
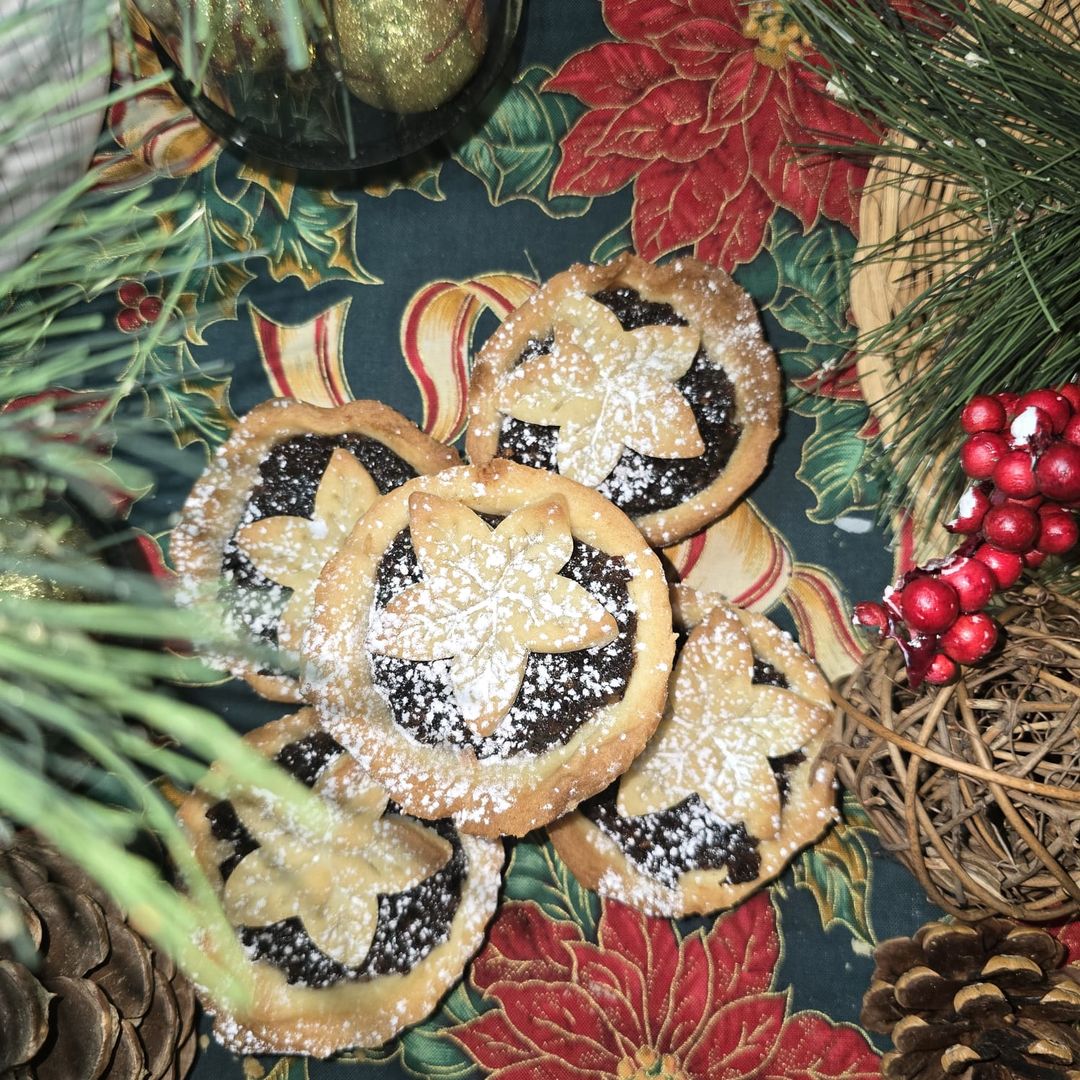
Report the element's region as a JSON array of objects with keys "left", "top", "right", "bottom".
[{"left": 333, "top": 0, "right": 489, "bottom": 114}]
